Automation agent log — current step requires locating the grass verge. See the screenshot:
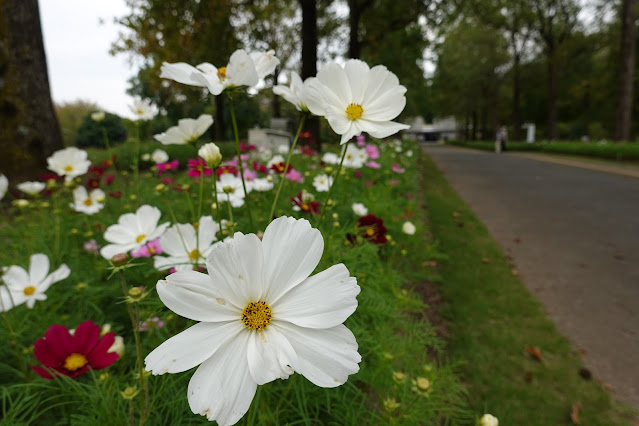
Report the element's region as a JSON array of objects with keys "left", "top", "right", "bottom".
[{"left": 418, "top": 151, "right": 637, "bottom": 425}]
